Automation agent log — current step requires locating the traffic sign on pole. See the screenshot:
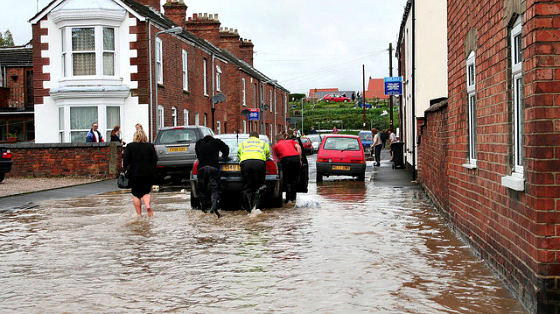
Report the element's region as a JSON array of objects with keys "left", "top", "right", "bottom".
[
  {"left": 384, "top": 77, "right": 403, "bottom": 95},
  {"left": 248, "top": 108, "right": 260, "bottom": 121}
]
